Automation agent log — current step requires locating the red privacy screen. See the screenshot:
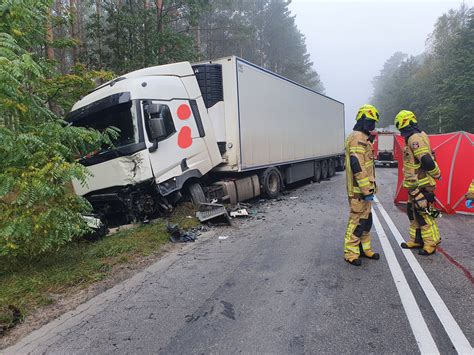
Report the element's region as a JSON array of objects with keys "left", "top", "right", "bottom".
[{"left": 394, "top": 132, "right": 474, "bottom": 215}]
